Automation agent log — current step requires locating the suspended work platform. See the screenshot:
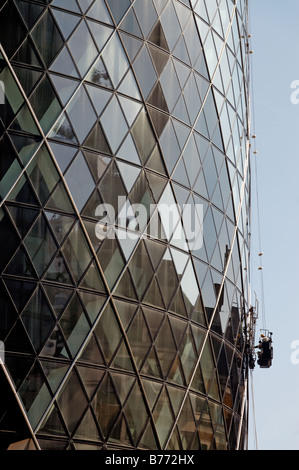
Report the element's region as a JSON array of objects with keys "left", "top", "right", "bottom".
[
  {"left": 246, "top": 302, "right": 273, "bottom": 370},
  {"left": 256, "top": 331, "right": 273, "bottom": 369}
]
